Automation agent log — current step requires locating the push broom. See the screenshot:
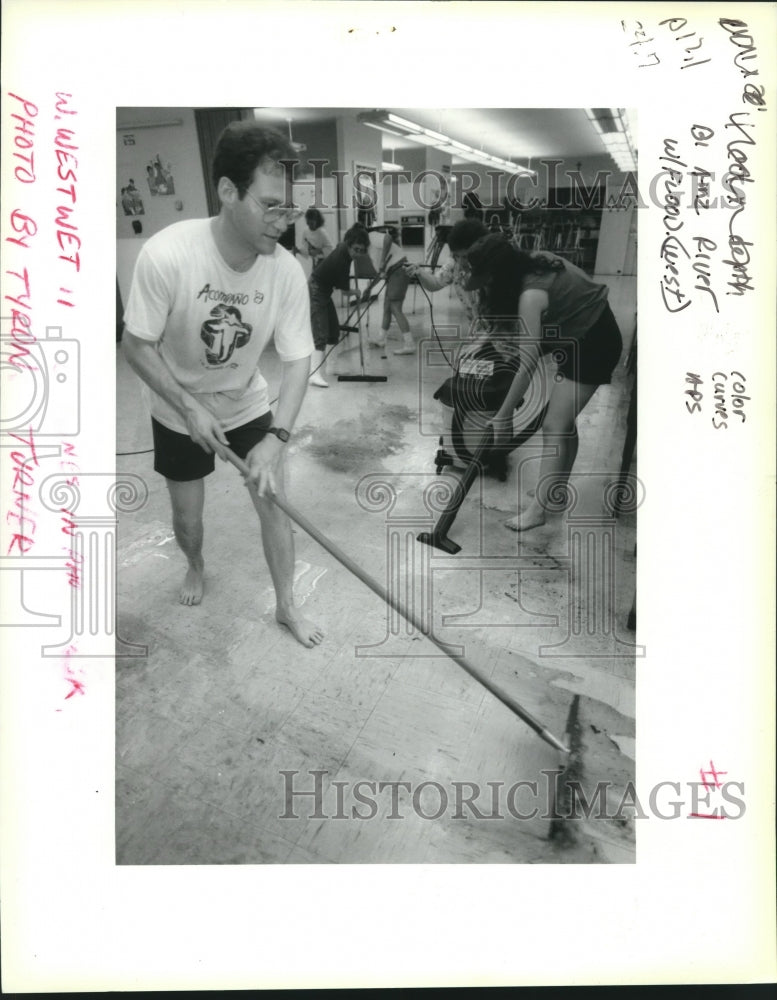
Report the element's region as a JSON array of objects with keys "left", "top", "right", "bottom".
[{"left": 222, "top": 445, "right": 569, "bottom": 754}]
